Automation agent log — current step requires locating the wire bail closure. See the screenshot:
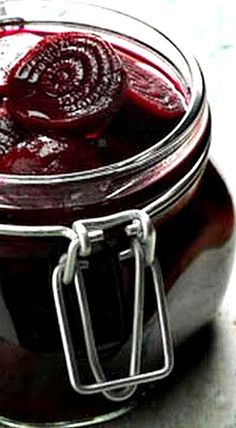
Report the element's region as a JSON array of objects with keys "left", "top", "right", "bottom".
[{"left": 52, "top": 209, "right": 174, "bottom": 402}]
